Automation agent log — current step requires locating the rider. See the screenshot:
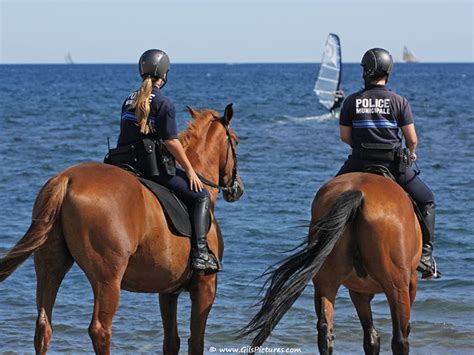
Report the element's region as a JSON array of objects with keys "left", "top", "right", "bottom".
[
  {"left": 330, "top": 89, "right": 345, "bottom": 115},
  {"left": 336, "top": 48, "right": 440, "bottom": 280},
  {"left": 117, "top": 49, "right": 219, "bottom": 273}
]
